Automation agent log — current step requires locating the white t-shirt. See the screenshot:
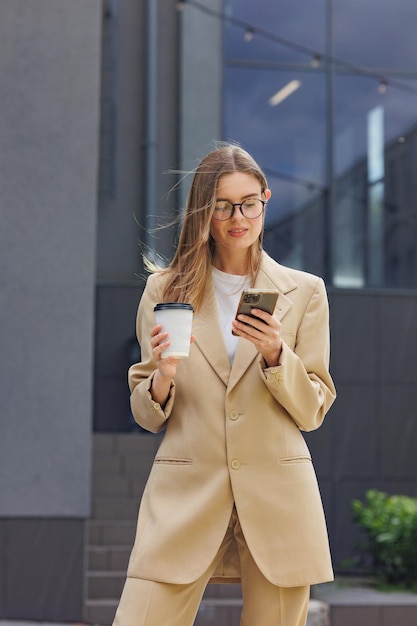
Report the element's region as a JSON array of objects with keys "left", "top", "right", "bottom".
[{"left": 212, "top": 266, "right": 251, "bottom": 363}]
